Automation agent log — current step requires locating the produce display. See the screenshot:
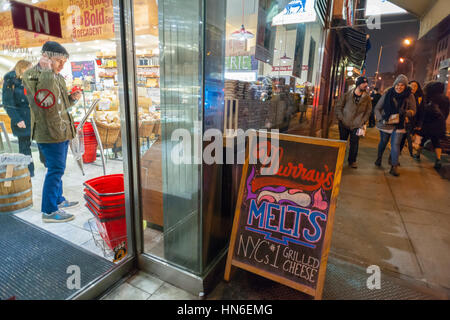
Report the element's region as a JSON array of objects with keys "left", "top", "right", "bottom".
[
  {"left": 95, "top": 111, "right": 121, "bottom": 127},
  {"left": 139, "top": 111, "right": 160, "bottom": 122},
  {"left": 93, "top": 90, "right": 119, "bottom": 111}
]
